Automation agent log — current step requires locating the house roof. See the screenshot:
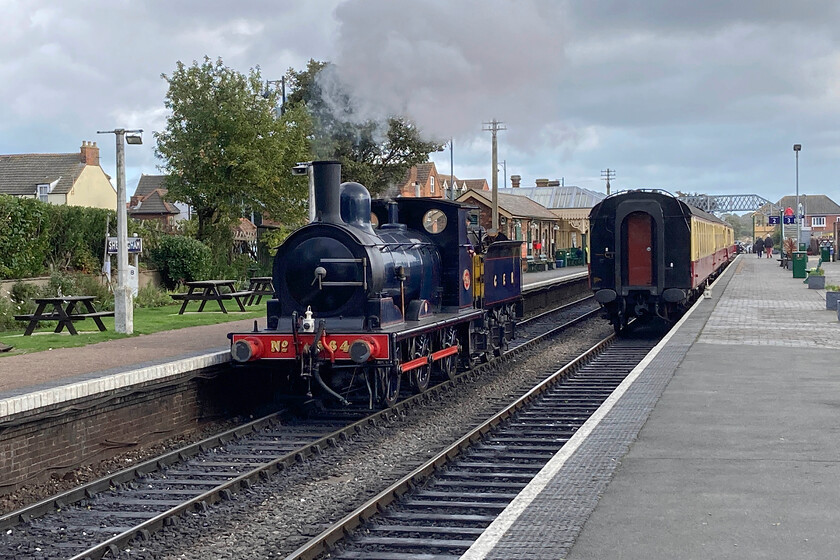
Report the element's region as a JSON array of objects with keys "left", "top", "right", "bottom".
[
  {"left": 0, "top": 153, "right": 86, "bottom": 196},
  {"left": 499, "top": 186, "right": 605, "bottom": 209},
  {"left": 134, "top": 174, "right": 168, "bottom": 198},
  {"left": 774, "top": 194, "right": 840, "bottom": 215},
  {"left": 460, "top": 188, "right": 558, "bottom": 220},
  {"left": 128, "top": 189, "right": 179, "bottom": 215}
]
